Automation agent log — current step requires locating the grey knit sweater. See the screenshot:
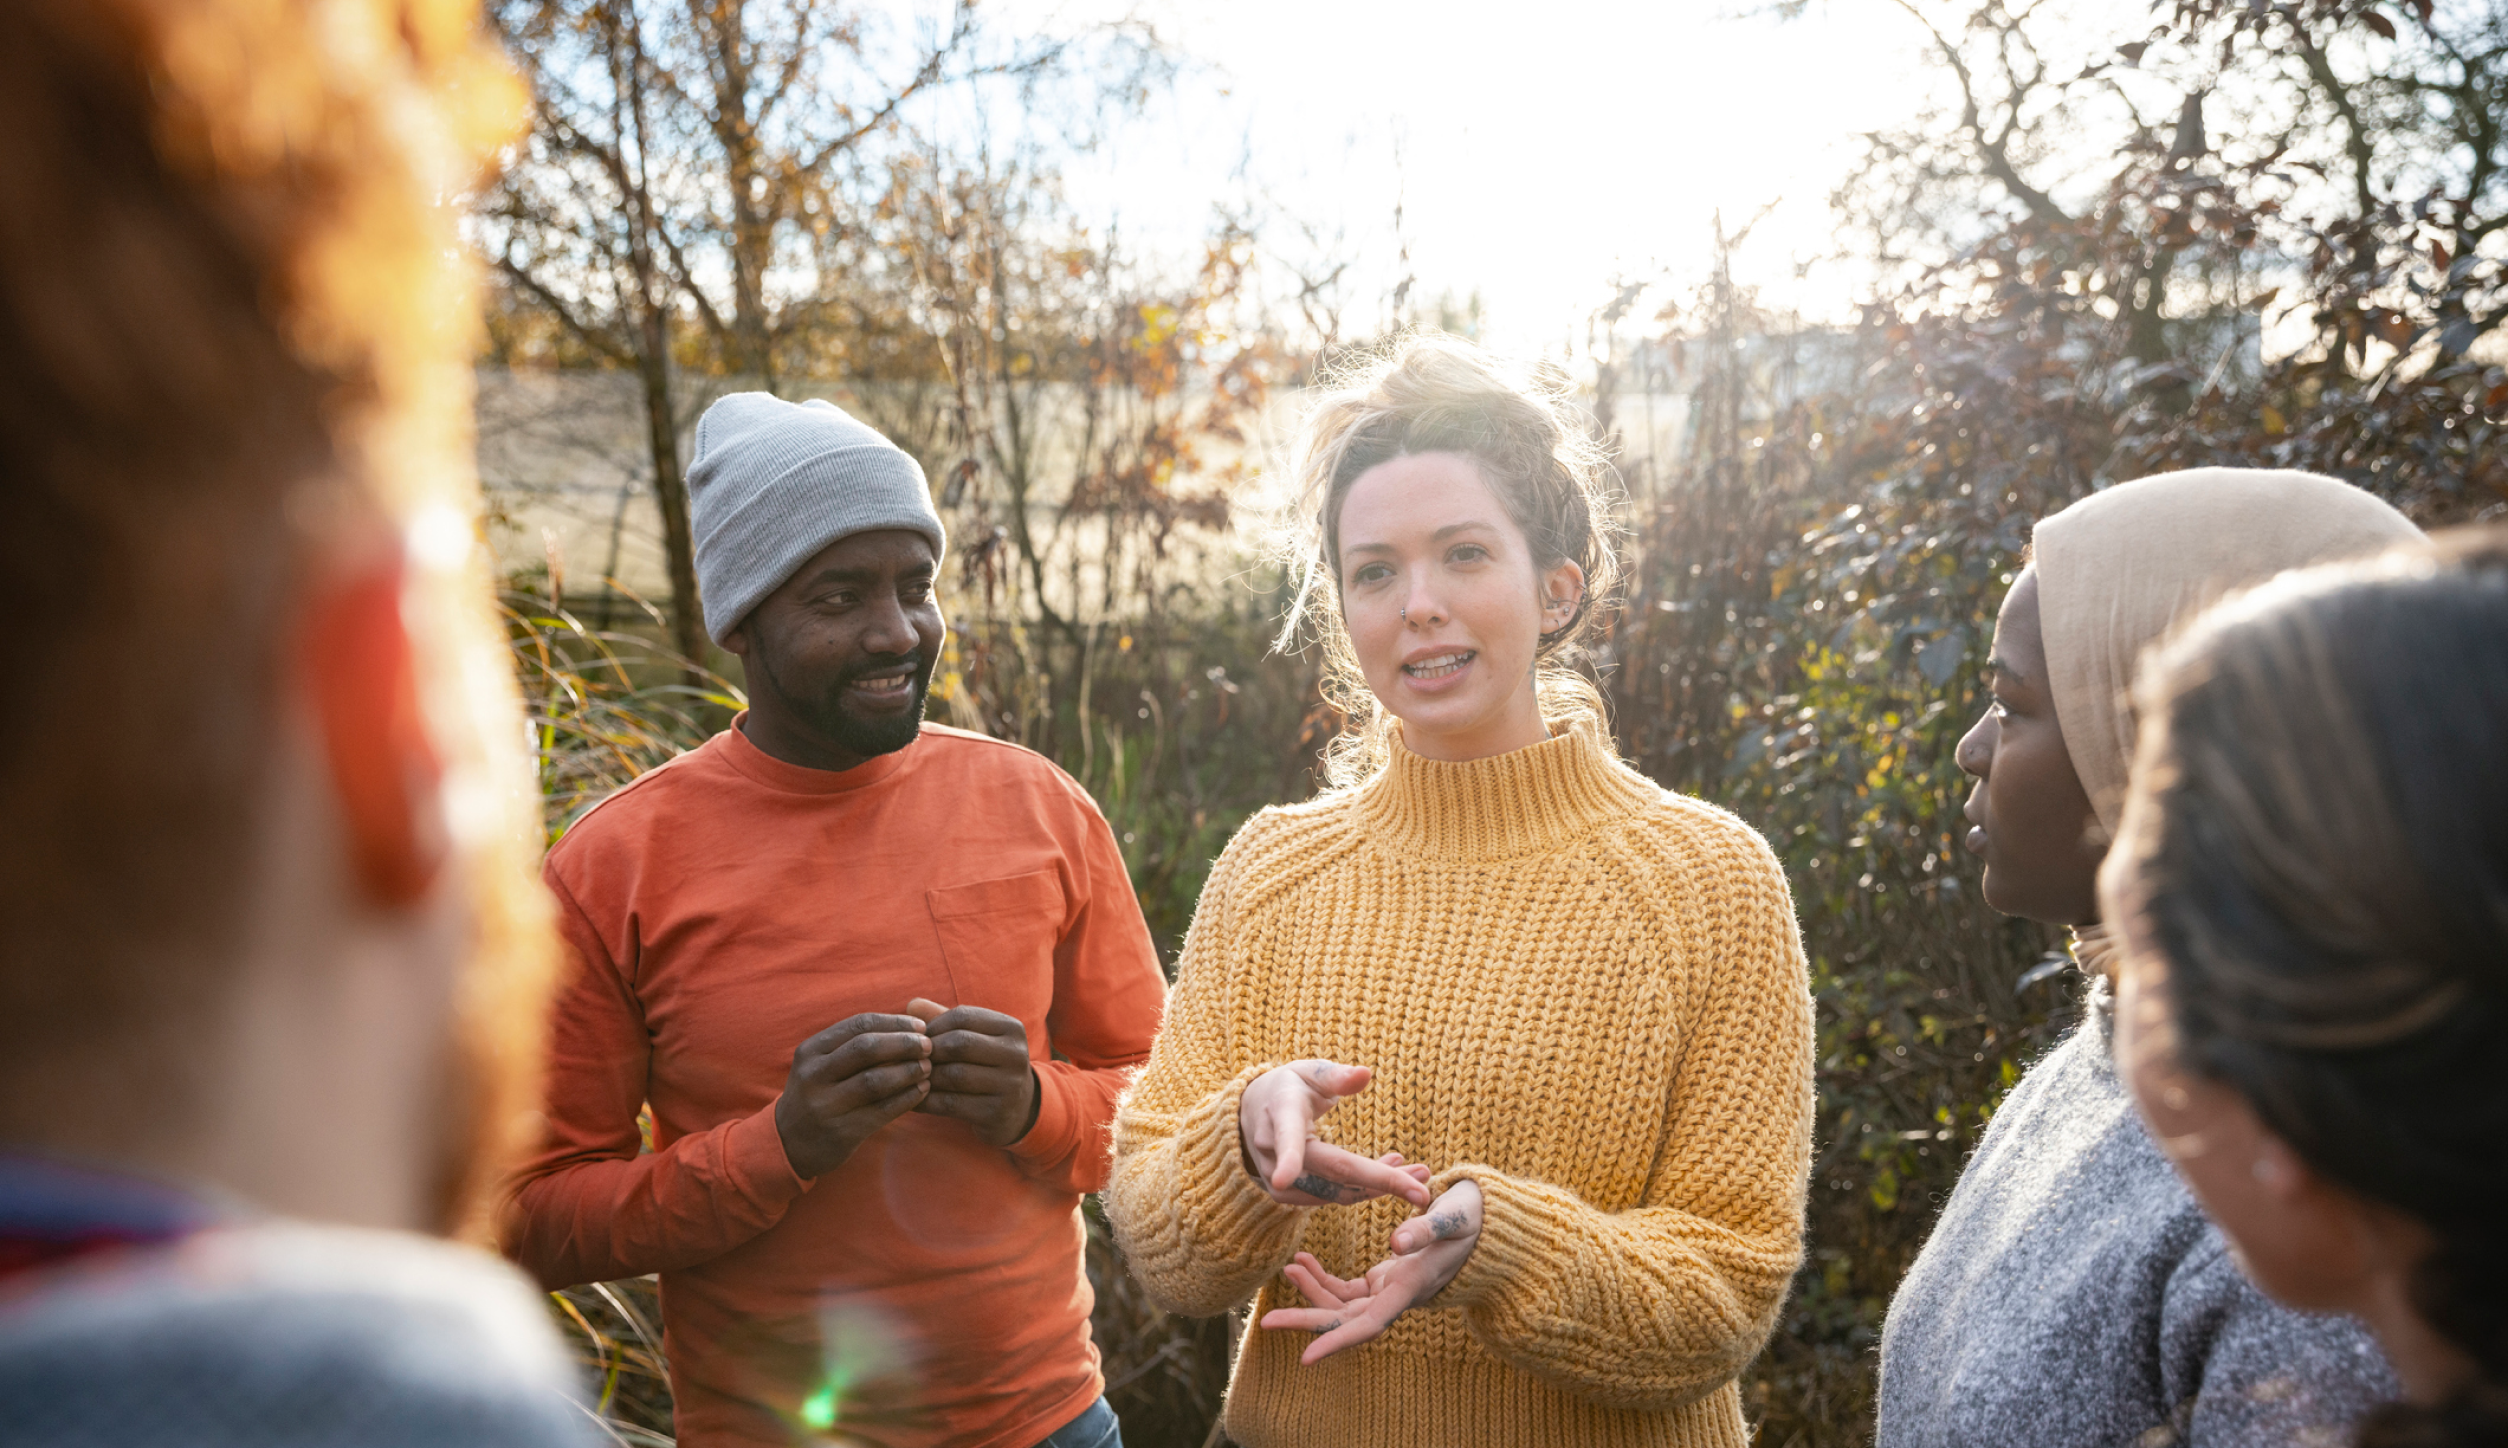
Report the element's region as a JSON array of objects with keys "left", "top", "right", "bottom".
[{"left": 1877, "top": 984, "right": 2396, "bottom": 1448}]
